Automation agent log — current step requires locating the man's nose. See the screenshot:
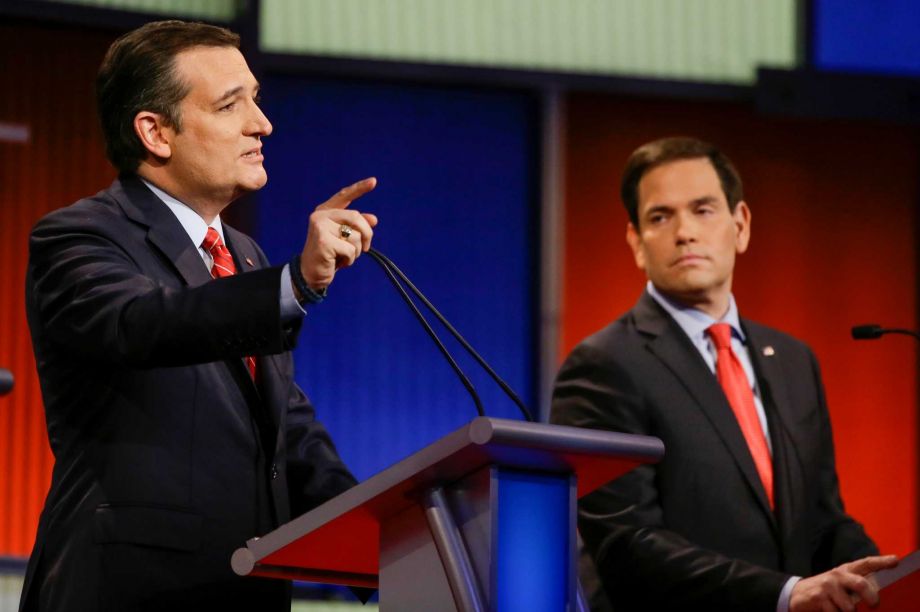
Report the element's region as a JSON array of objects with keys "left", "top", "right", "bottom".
[
  {"left": 247, "top": 102, "right": 273, "bottom": 137},
  {"left": 673, "top": 212, "right": 697, "bottom": 243}
]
